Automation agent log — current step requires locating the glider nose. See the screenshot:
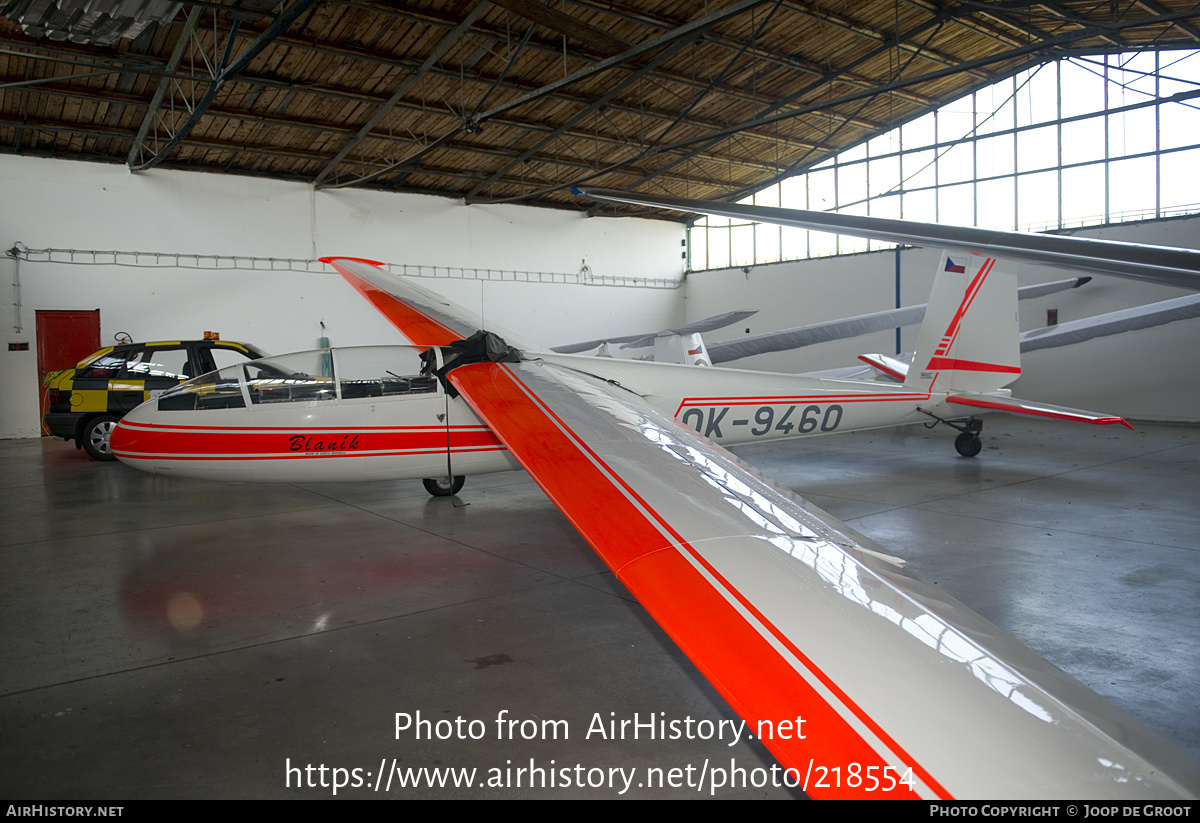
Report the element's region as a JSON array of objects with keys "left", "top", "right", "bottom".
[
  {"left": 109, "top": 417, "right": 135, "bottom": 456},
  {"left": 110, "top": 405, "right": 160, "bottom": 474}
]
